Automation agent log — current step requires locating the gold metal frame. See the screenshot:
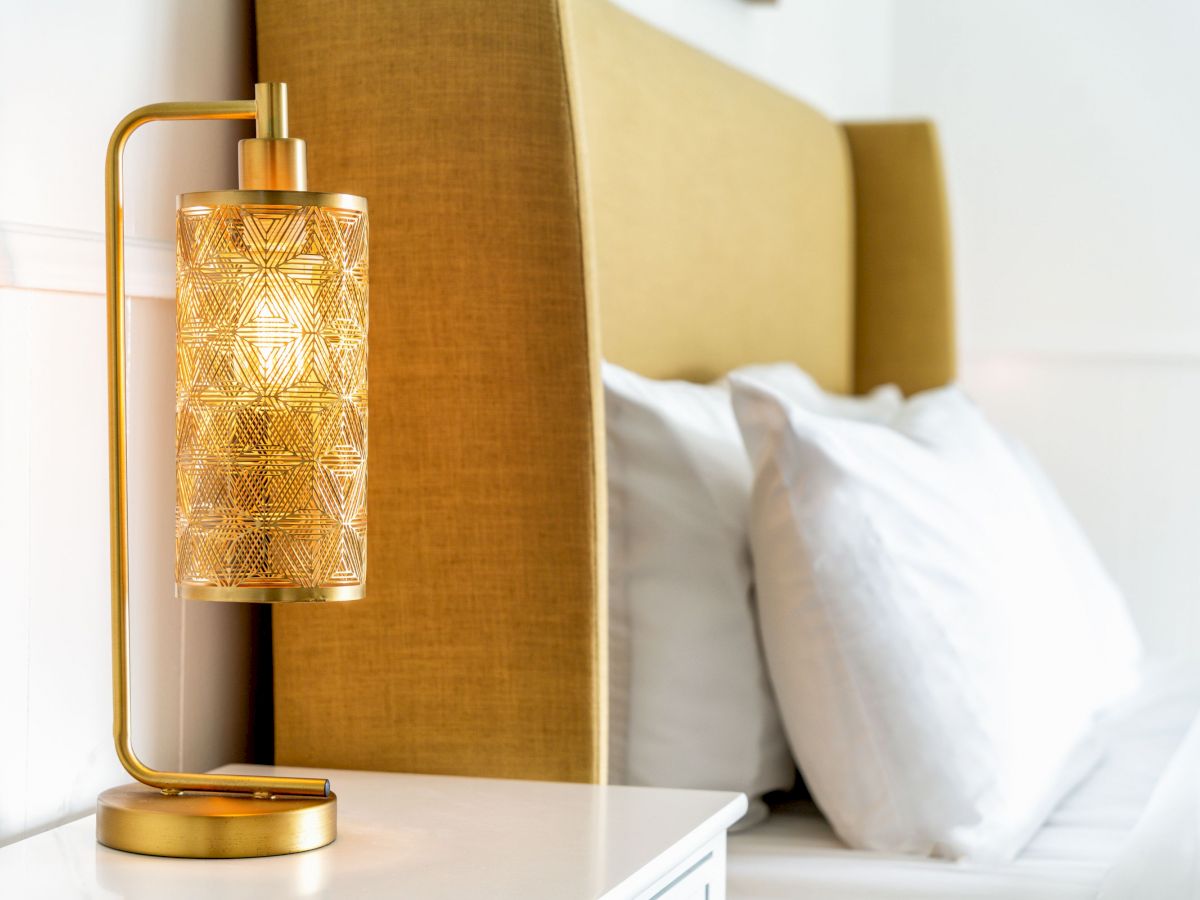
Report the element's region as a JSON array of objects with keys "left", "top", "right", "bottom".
[
  {"left": 100, "top": 88, "right": 340, "bottom": 857},
  {"left": 179, "top": 584, "right": 364, "bottom": 604},
  {"left": 96, "top": 784, "right": 336, "bottom": 859},
  {"left": 179, "top": 188, "right": 367, "bottom": 212}
]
